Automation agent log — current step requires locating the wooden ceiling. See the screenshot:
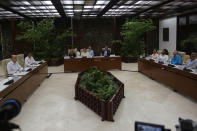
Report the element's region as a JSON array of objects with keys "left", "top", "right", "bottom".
[{"left": 0, "top": 0, "right": 196, "bottom": 19}]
